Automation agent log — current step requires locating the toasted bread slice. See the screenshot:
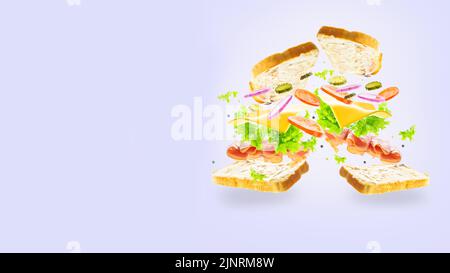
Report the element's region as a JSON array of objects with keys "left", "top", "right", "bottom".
[
  {"left": 249, "top": 42, "right": 319, "bottom": 104},
  {"left": 213, "top": 159, "right": 309, "bottom": 192},
  {"left": 339, "top": 164, "right": 429, "bottom": 194},
  {"left": 317, "top": 26, "right": 382, "bottom": 76}
]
